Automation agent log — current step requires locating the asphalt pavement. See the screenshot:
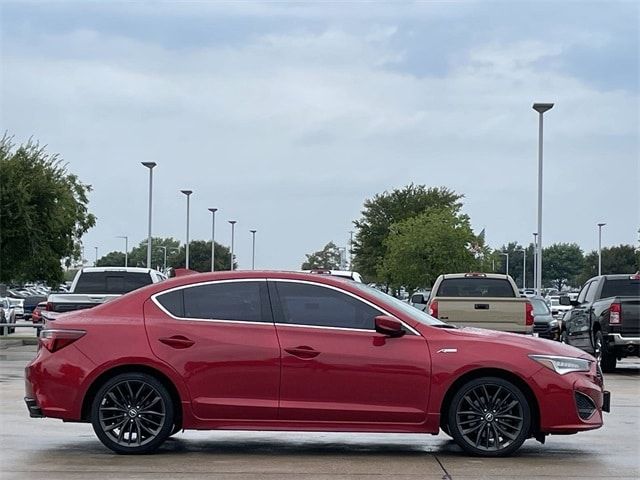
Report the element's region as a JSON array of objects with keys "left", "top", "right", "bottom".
[{"left": 1, "top": 341, "right": 638, "bottom": 480}]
